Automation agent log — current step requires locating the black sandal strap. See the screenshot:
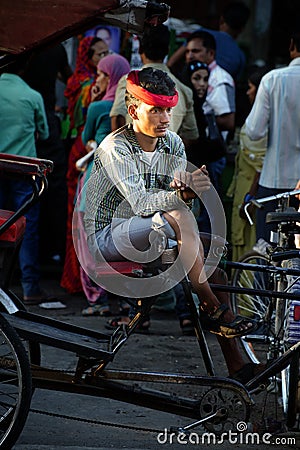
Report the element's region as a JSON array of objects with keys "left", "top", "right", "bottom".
[{"left": 209, "top": 303, "right": 229, "bottom": 320}]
